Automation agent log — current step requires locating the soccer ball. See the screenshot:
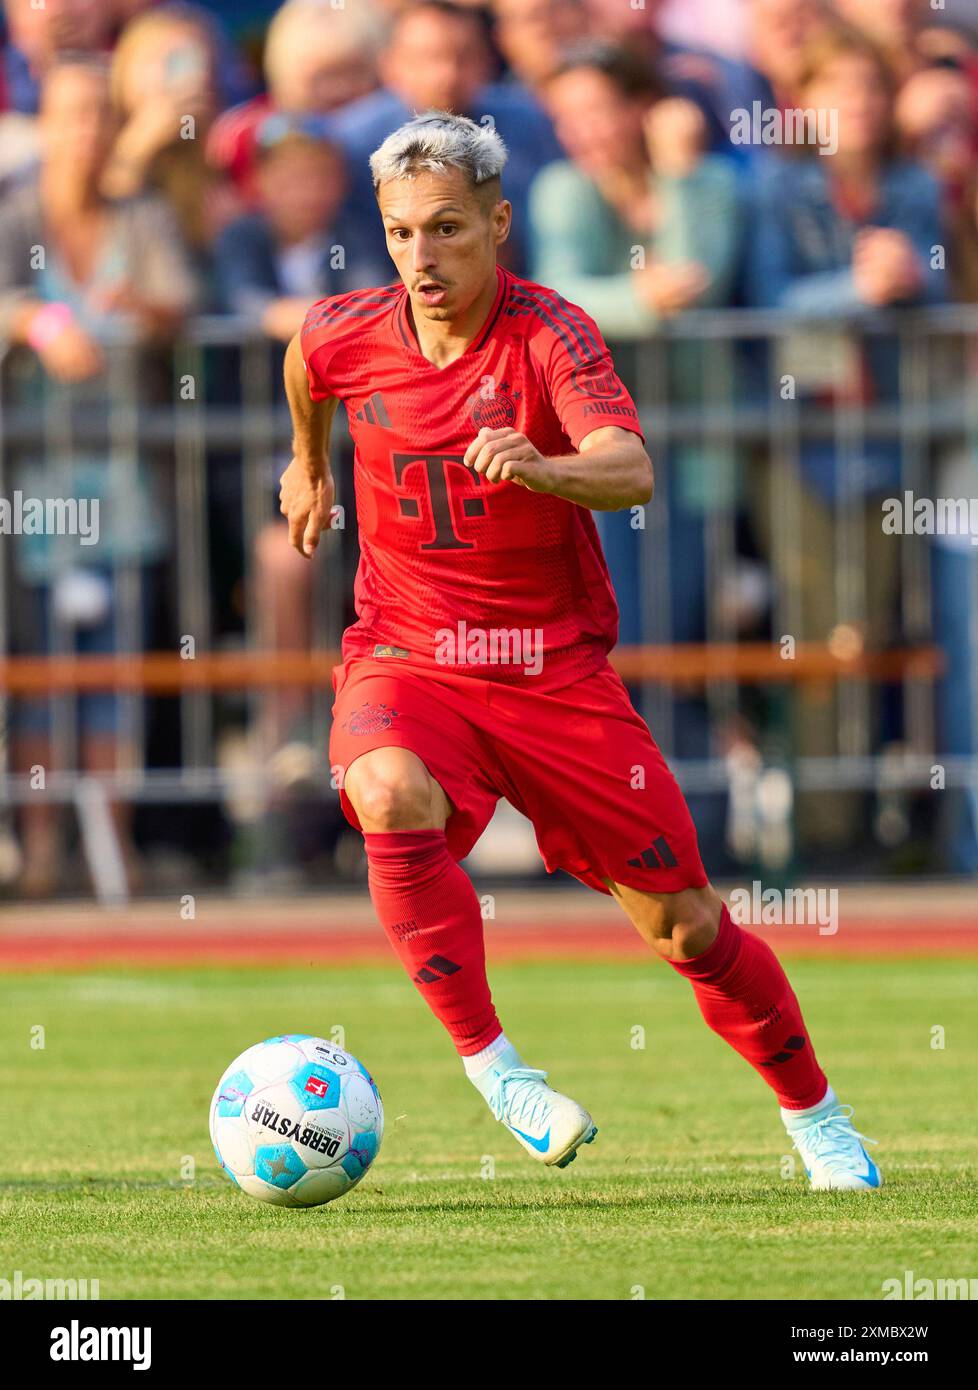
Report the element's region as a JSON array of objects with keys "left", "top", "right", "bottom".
[{"left": 209, "top": 1034, "right": 383, "bottom": 1208}]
